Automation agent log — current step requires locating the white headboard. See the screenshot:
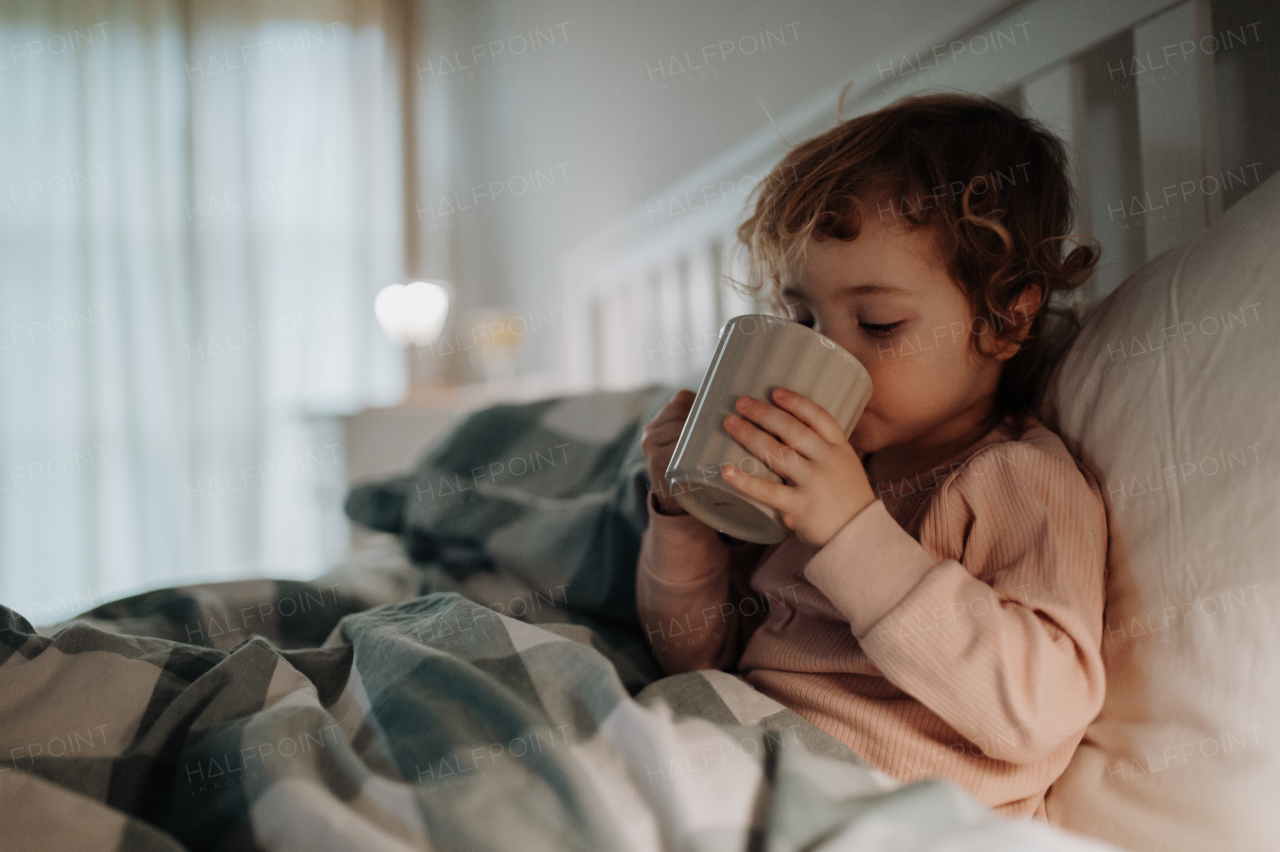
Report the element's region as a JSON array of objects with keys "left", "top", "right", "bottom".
[{"left": 559, "top": 0, "right": 1226, "bottom": 393}]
